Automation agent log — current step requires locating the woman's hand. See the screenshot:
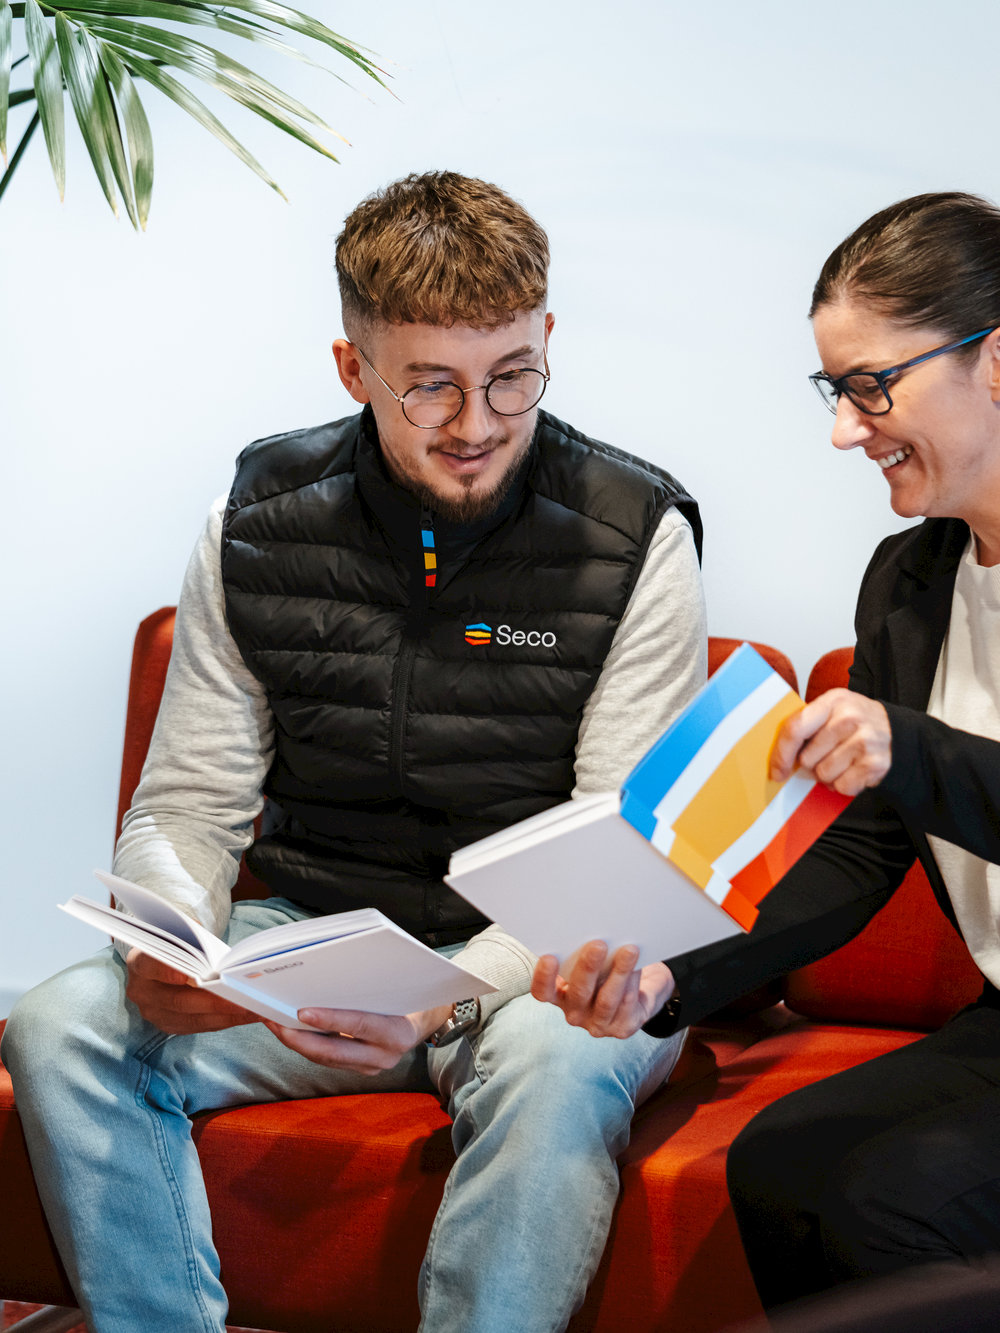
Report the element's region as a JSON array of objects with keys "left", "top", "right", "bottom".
[
  {"left": 531, "top": 942, "right": 675, "bottom": 1039},
  {"left": 770, "top": 688, "right": 891, "bottom": 796}
]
